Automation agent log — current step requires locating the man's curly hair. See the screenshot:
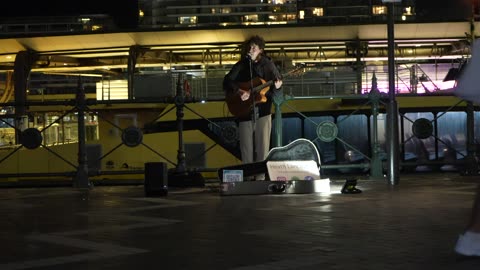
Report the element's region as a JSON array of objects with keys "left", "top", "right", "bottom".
[
  {"left": 246, "top": 35, "right": 265, "bottom": 49},
  {"left": 241, "top": 35, "right": 266, "bottom": 56}
]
